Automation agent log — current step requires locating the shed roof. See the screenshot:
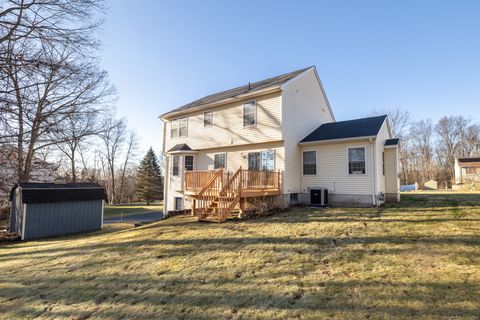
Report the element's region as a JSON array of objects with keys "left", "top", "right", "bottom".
[
  {"left": 458, "top": 157, "right": 480, "bottom": 163},
  {"left": 10, "top": 183, "right": 108, "bottom": 204},
  {"left": 161, "top": 67, "right": 312, "bottom": 118},
  {"left": 385, "top": 138, "right": 399, "bottom": 146},
  {"left": 300, "top": 115, "right": 387, "bottom": 143}
]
